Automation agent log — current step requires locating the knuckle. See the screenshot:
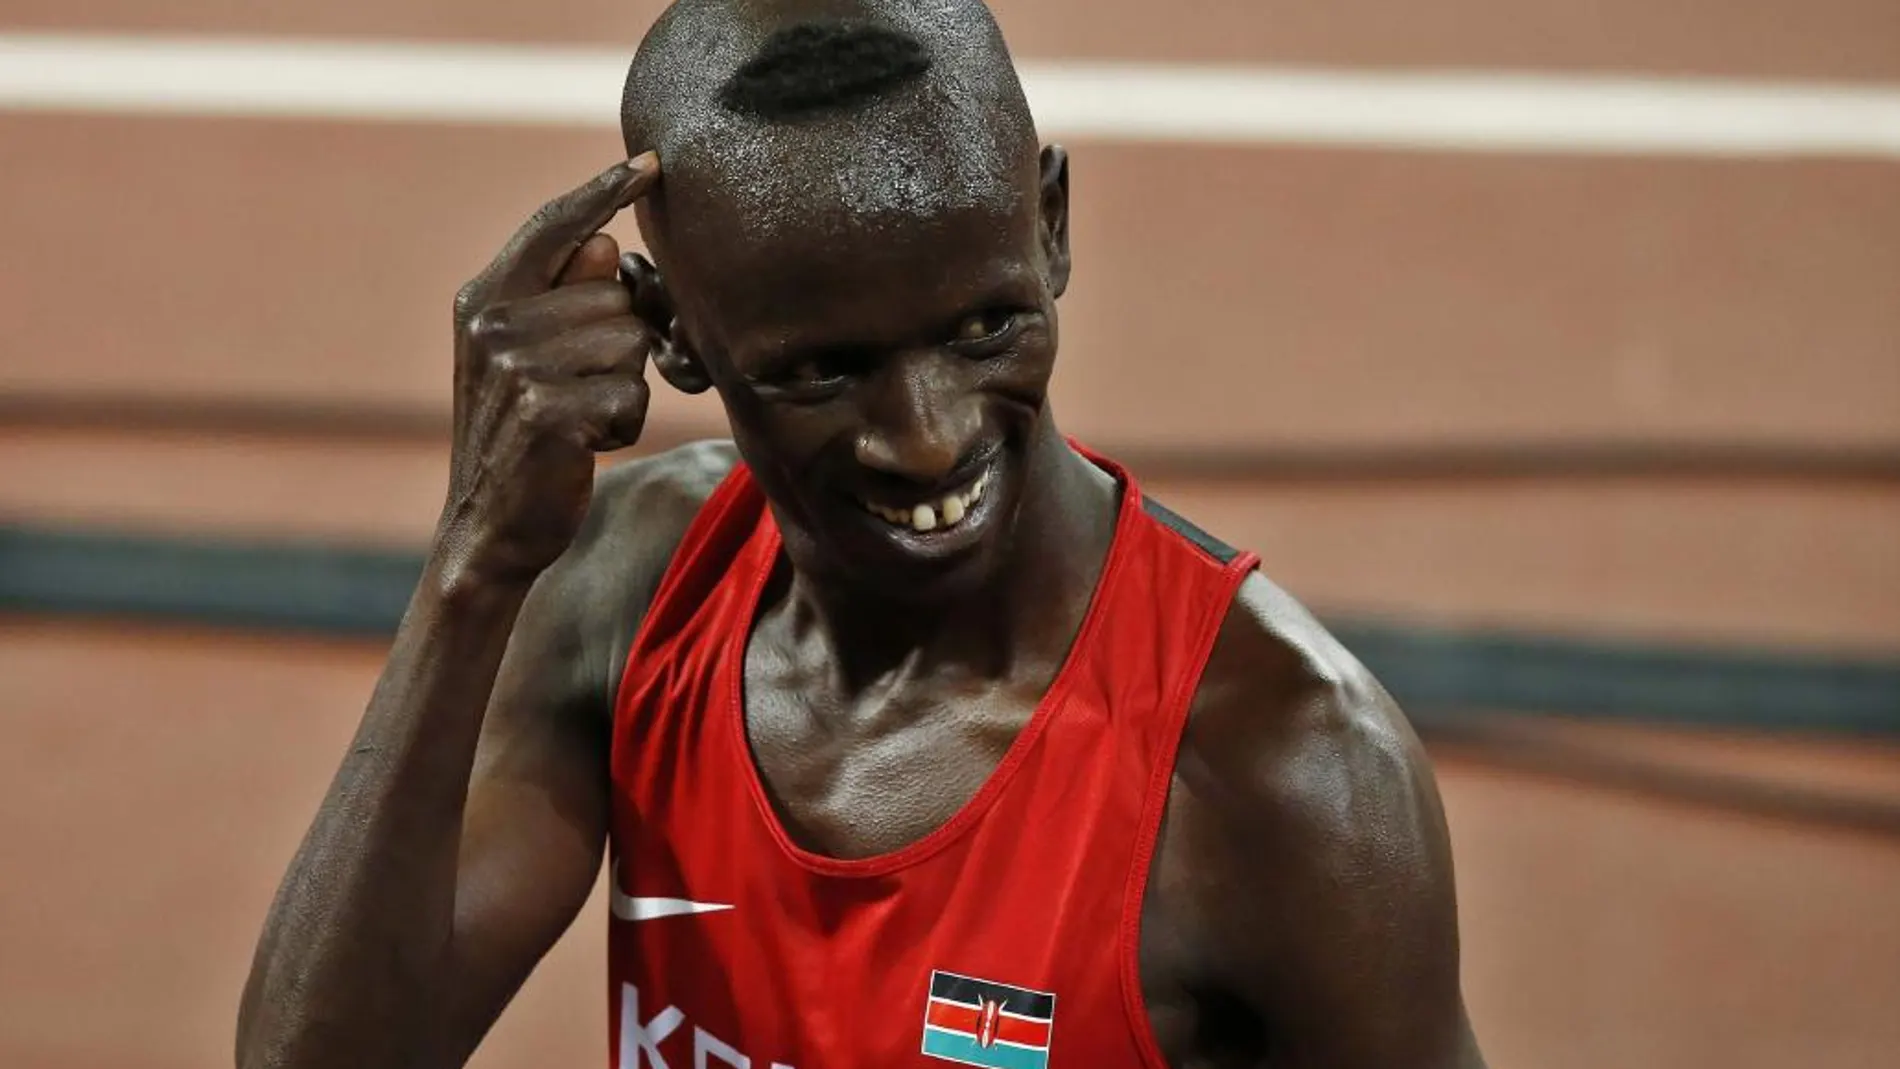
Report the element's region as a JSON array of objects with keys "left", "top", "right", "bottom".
[
  {"left": 597, "top": 282, "right": 636, "bottom": 318},
  {"left": 515, "top": 383, "right": 556, "bottom": 427},
  {"left": 597, "top": 388, "right": 650, "bottom": 450},
  {"left": 528, "top": 198, "right": 577, "bottom": 242},
  {"left": 609, "top": 384, "right": 651, "bottom": 428},
  {"left": 488, "top": 349, "right": 527, "bottom": 381},
  {"left": 537, "top": 186, "right": 582, "bottom": 221},
  {"left": 451, "top": 280, "right": 487, "bottom": 323},
  {"left": 466, "top": 305, "right": 512, "bottom": 345},
  {"left": 612, "top": 316, "right": 658, "bottom": 352},
  {"left": 613, "top": 379, "right": 652, "bottom": 414},
  {"left": 590, "top": 321, "right": 640, "bottom": 357}
]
